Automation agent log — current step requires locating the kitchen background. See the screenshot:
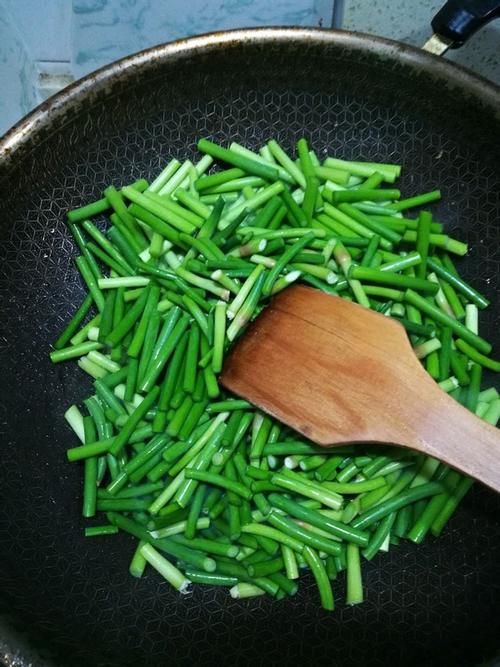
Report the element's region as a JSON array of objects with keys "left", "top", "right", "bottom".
[{"left": 1, "top": 0, "right": 499, "bottom": 136}]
